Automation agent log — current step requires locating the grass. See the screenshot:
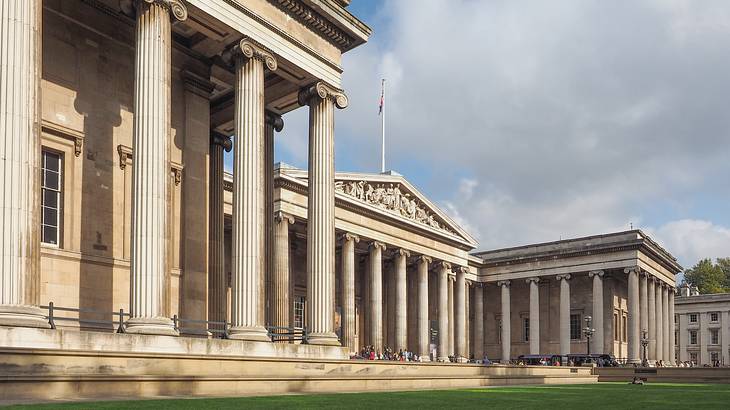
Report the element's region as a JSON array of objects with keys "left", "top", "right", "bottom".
[{"left": 7, "top": 383, "right": 730, "bottom": 409}]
